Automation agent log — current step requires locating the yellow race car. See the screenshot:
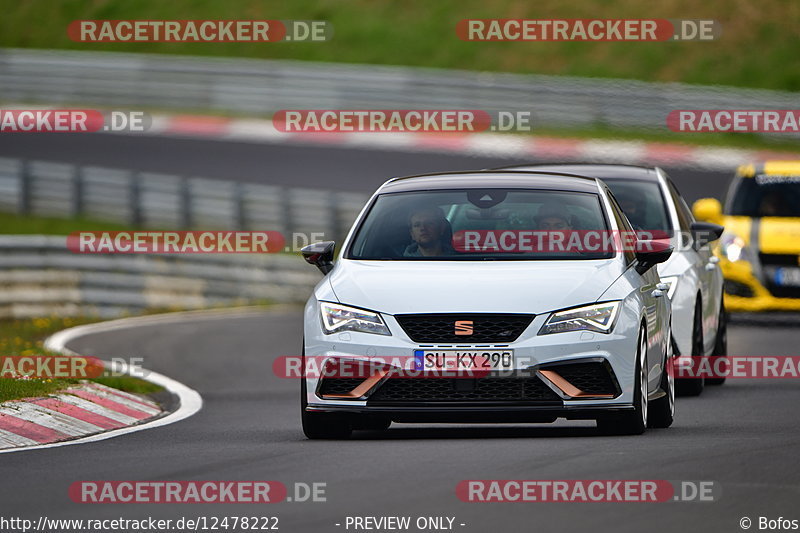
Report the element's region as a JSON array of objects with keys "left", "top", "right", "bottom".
[{"left": 693, "top": 161, "right": 800, "bottom": 312}]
